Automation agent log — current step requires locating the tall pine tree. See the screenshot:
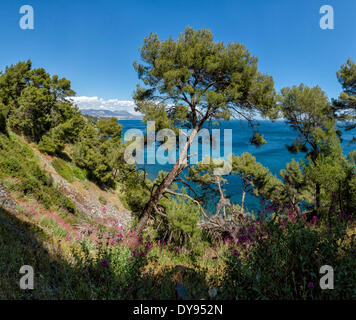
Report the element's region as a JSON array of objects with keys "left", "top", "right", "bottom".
[{"left": 133, "top": 27, "right": 278, "bottom": 233}]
